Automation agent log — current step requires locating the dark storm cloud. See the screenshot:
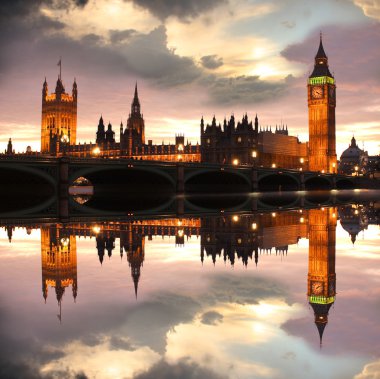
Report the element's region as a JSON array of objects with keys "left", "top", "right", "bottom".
[
  {"left": 0, "top": 0, "right": 87, "bottom": 20},
  {"left": 121, "top": 293, "right": 201, "bottom": 353},
  {"left": 123, "top": 25, "right": 202, "bottom": 86},
  {"left": 133, "top": 359, "right": 228, "bottom": 379},
  {"left": 206, "top": 74, "right": 290, "bottom": 106},
  {"left": 127, "top": 0, "right": 227, "bottom": 21},
  {"left": 201, "top": 55, "right": 224, "bottom": 69}
]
